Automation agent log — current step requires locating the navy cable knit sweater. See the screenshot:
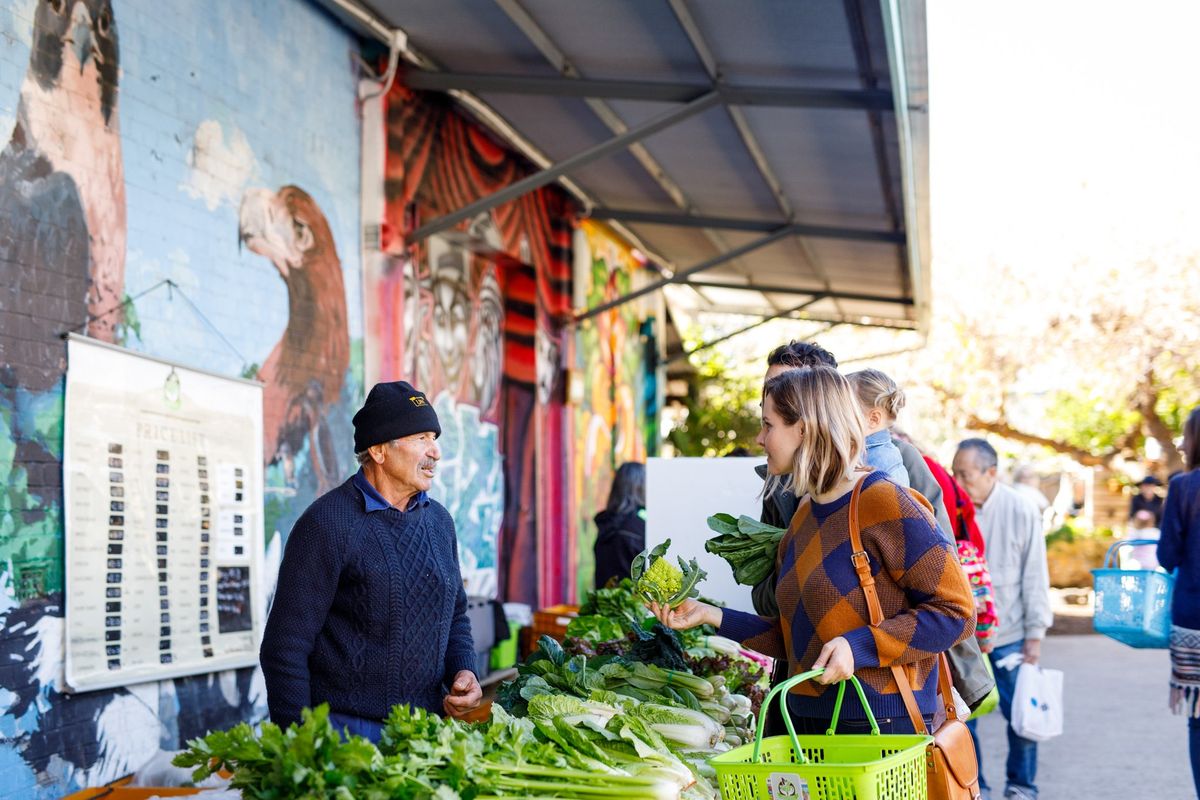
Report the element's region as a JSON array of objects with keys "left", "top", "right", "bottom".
[{"left": 260, "top": 475, "right": 476, "bottom": 727}]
